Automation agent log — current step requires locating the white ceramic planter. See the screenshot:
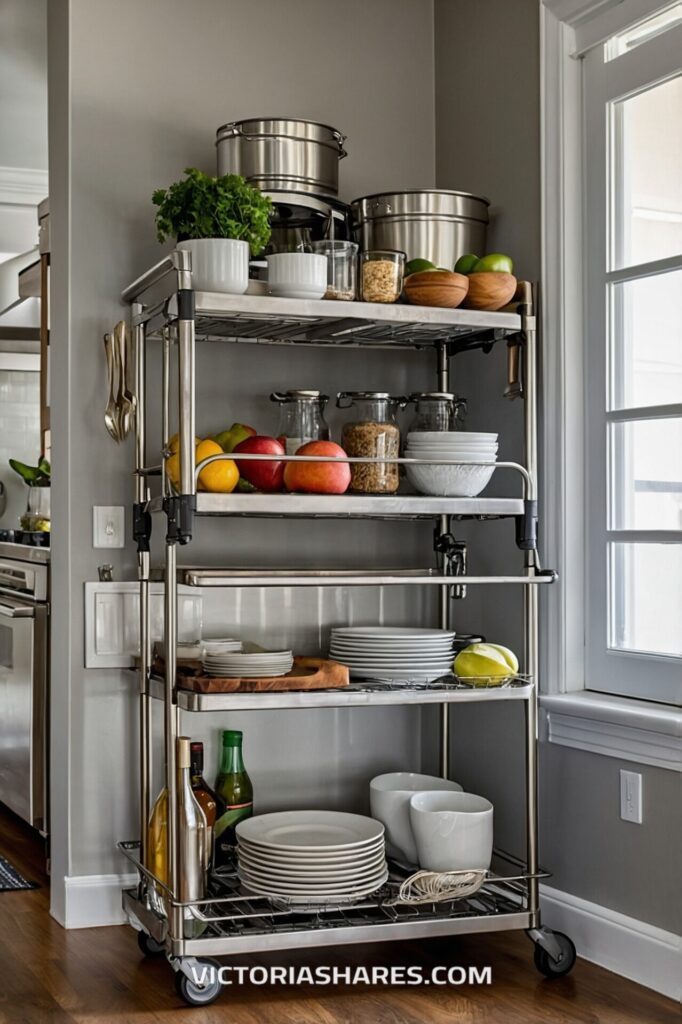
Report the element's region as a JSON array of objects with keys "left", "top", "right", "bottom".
[
  {"left": 369, "top": 772, "right": 463, "bottom": 864},
  {"left": 409, "top": 791, "right": 493, "bottom": 872},
  {"left": 177, "top": 238, "right": 249, "bottom": 294}
]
